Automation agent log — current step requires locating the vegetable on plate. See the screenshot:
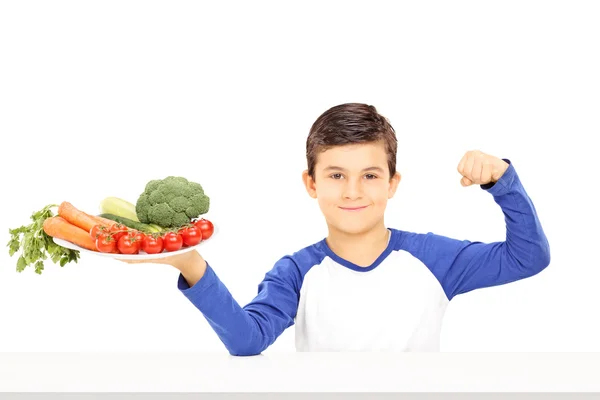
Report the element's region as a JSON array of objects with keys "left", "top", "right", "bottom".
[
  {"left": 8, "top": 176, "right": 215, "bottom": 273},
  {"left": 100, "top": 196, "right": 140, "bottom": 222},
  {"left": 7, "top": 204, "right": 81, "bottom": 274},
  {"left": 98, "top": 213, "right": 161, "bottom": 233},
  {"left": 43, "top": 216, "right": 97, "bottom": 251},
  {"left": 193, "top": 218, "right": 214, "bottom": 240},
  {"left": 136, "top": 176, "right": 210, "bottom": 228},
  {"left": 58, "top": 202, "right": 107, "bottom": 233}
]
